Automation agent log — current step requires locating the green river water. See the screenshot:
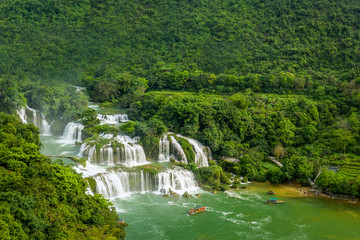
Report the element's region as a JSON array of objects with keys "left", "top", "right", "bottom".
[
  {"left": 40, "top": 119, "right": 360, "bottom": 240},
  {"left": 114, "top": 185, "right": 360, "bottom": 240}
]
